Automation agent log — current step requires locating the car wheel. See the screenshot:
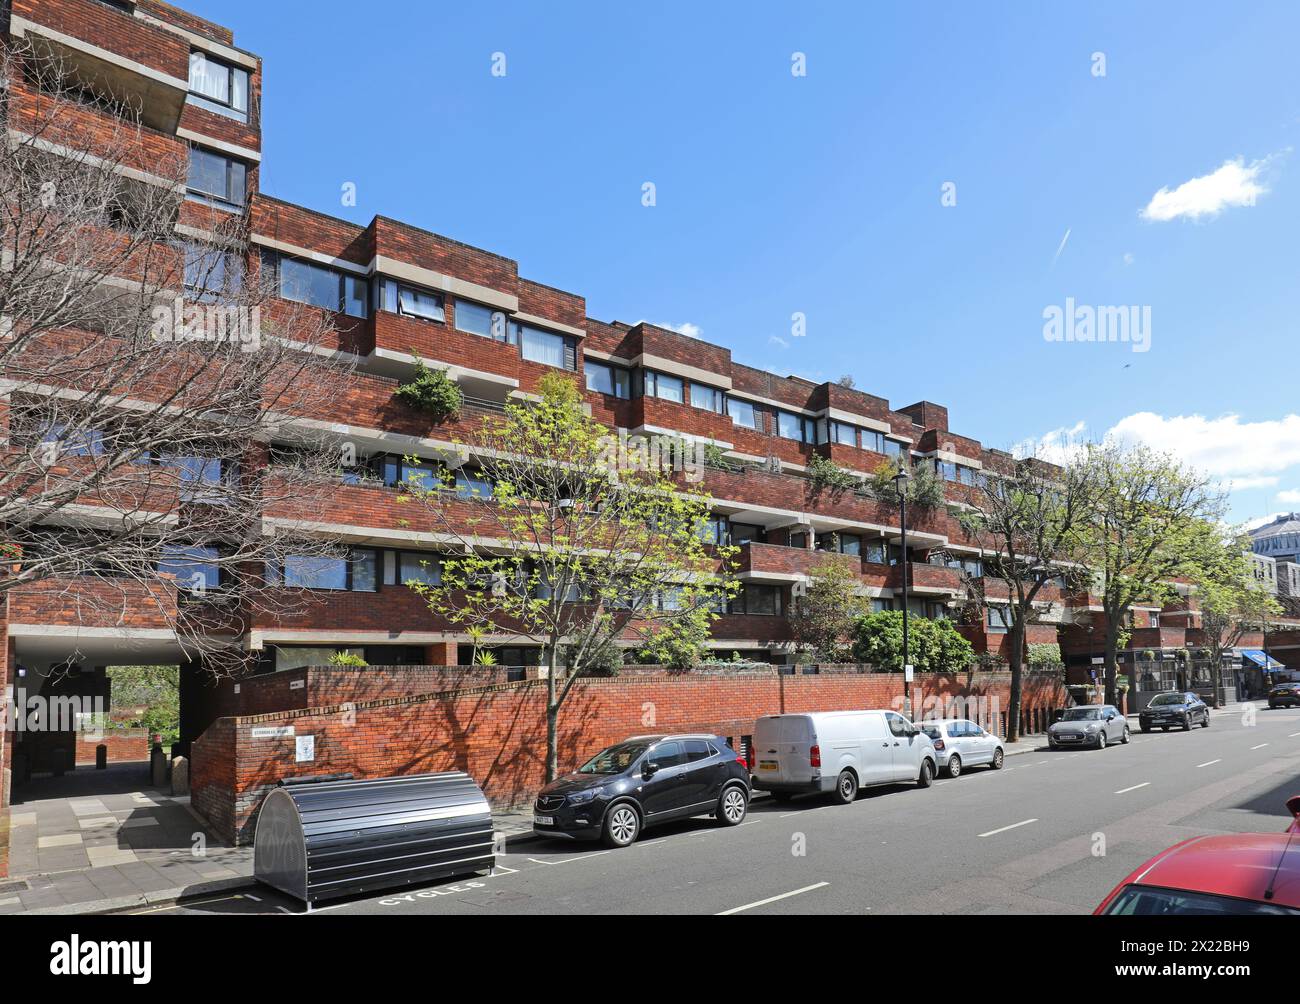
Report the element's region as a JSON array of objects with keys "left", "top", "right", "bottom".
[
  {"left": 1096, "top": 730, "right": 1107, "bottom": 749},
  {"left": 1161, "top": 726, "right": 1169, "bottom": 732},
  {"left": 1182, "top": 715, "right": 1192, "bottom": 732},
  {"left": 991, "top": 747, "right": 1005, "bottom": 770},
  {"left": 1121, "top": 726, "right": 1130, "bottom": 745},
  {"left": 917, "top": 759, "right": 934, "bottom": 788},
  {"left": 717, "top": 785, "right": 748, "bottom": 826},
  {"left": 1269, "top": 702, "right": 1277, "bottom": 710},
  {"left": 1200, "top": 713, "right": 1210, "bottom": 729},
  {"left": 832, "top": 769, "right": 858, "bottom": 804},
  {"left": 947, "top": 755, "right": 962, "bottom": 779},
  {"left": 1141, "top": 725, "right": 1151, "bottom": 733},
  {"left": 601, "top": 803, "right": 641, "bottom": 848}
]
